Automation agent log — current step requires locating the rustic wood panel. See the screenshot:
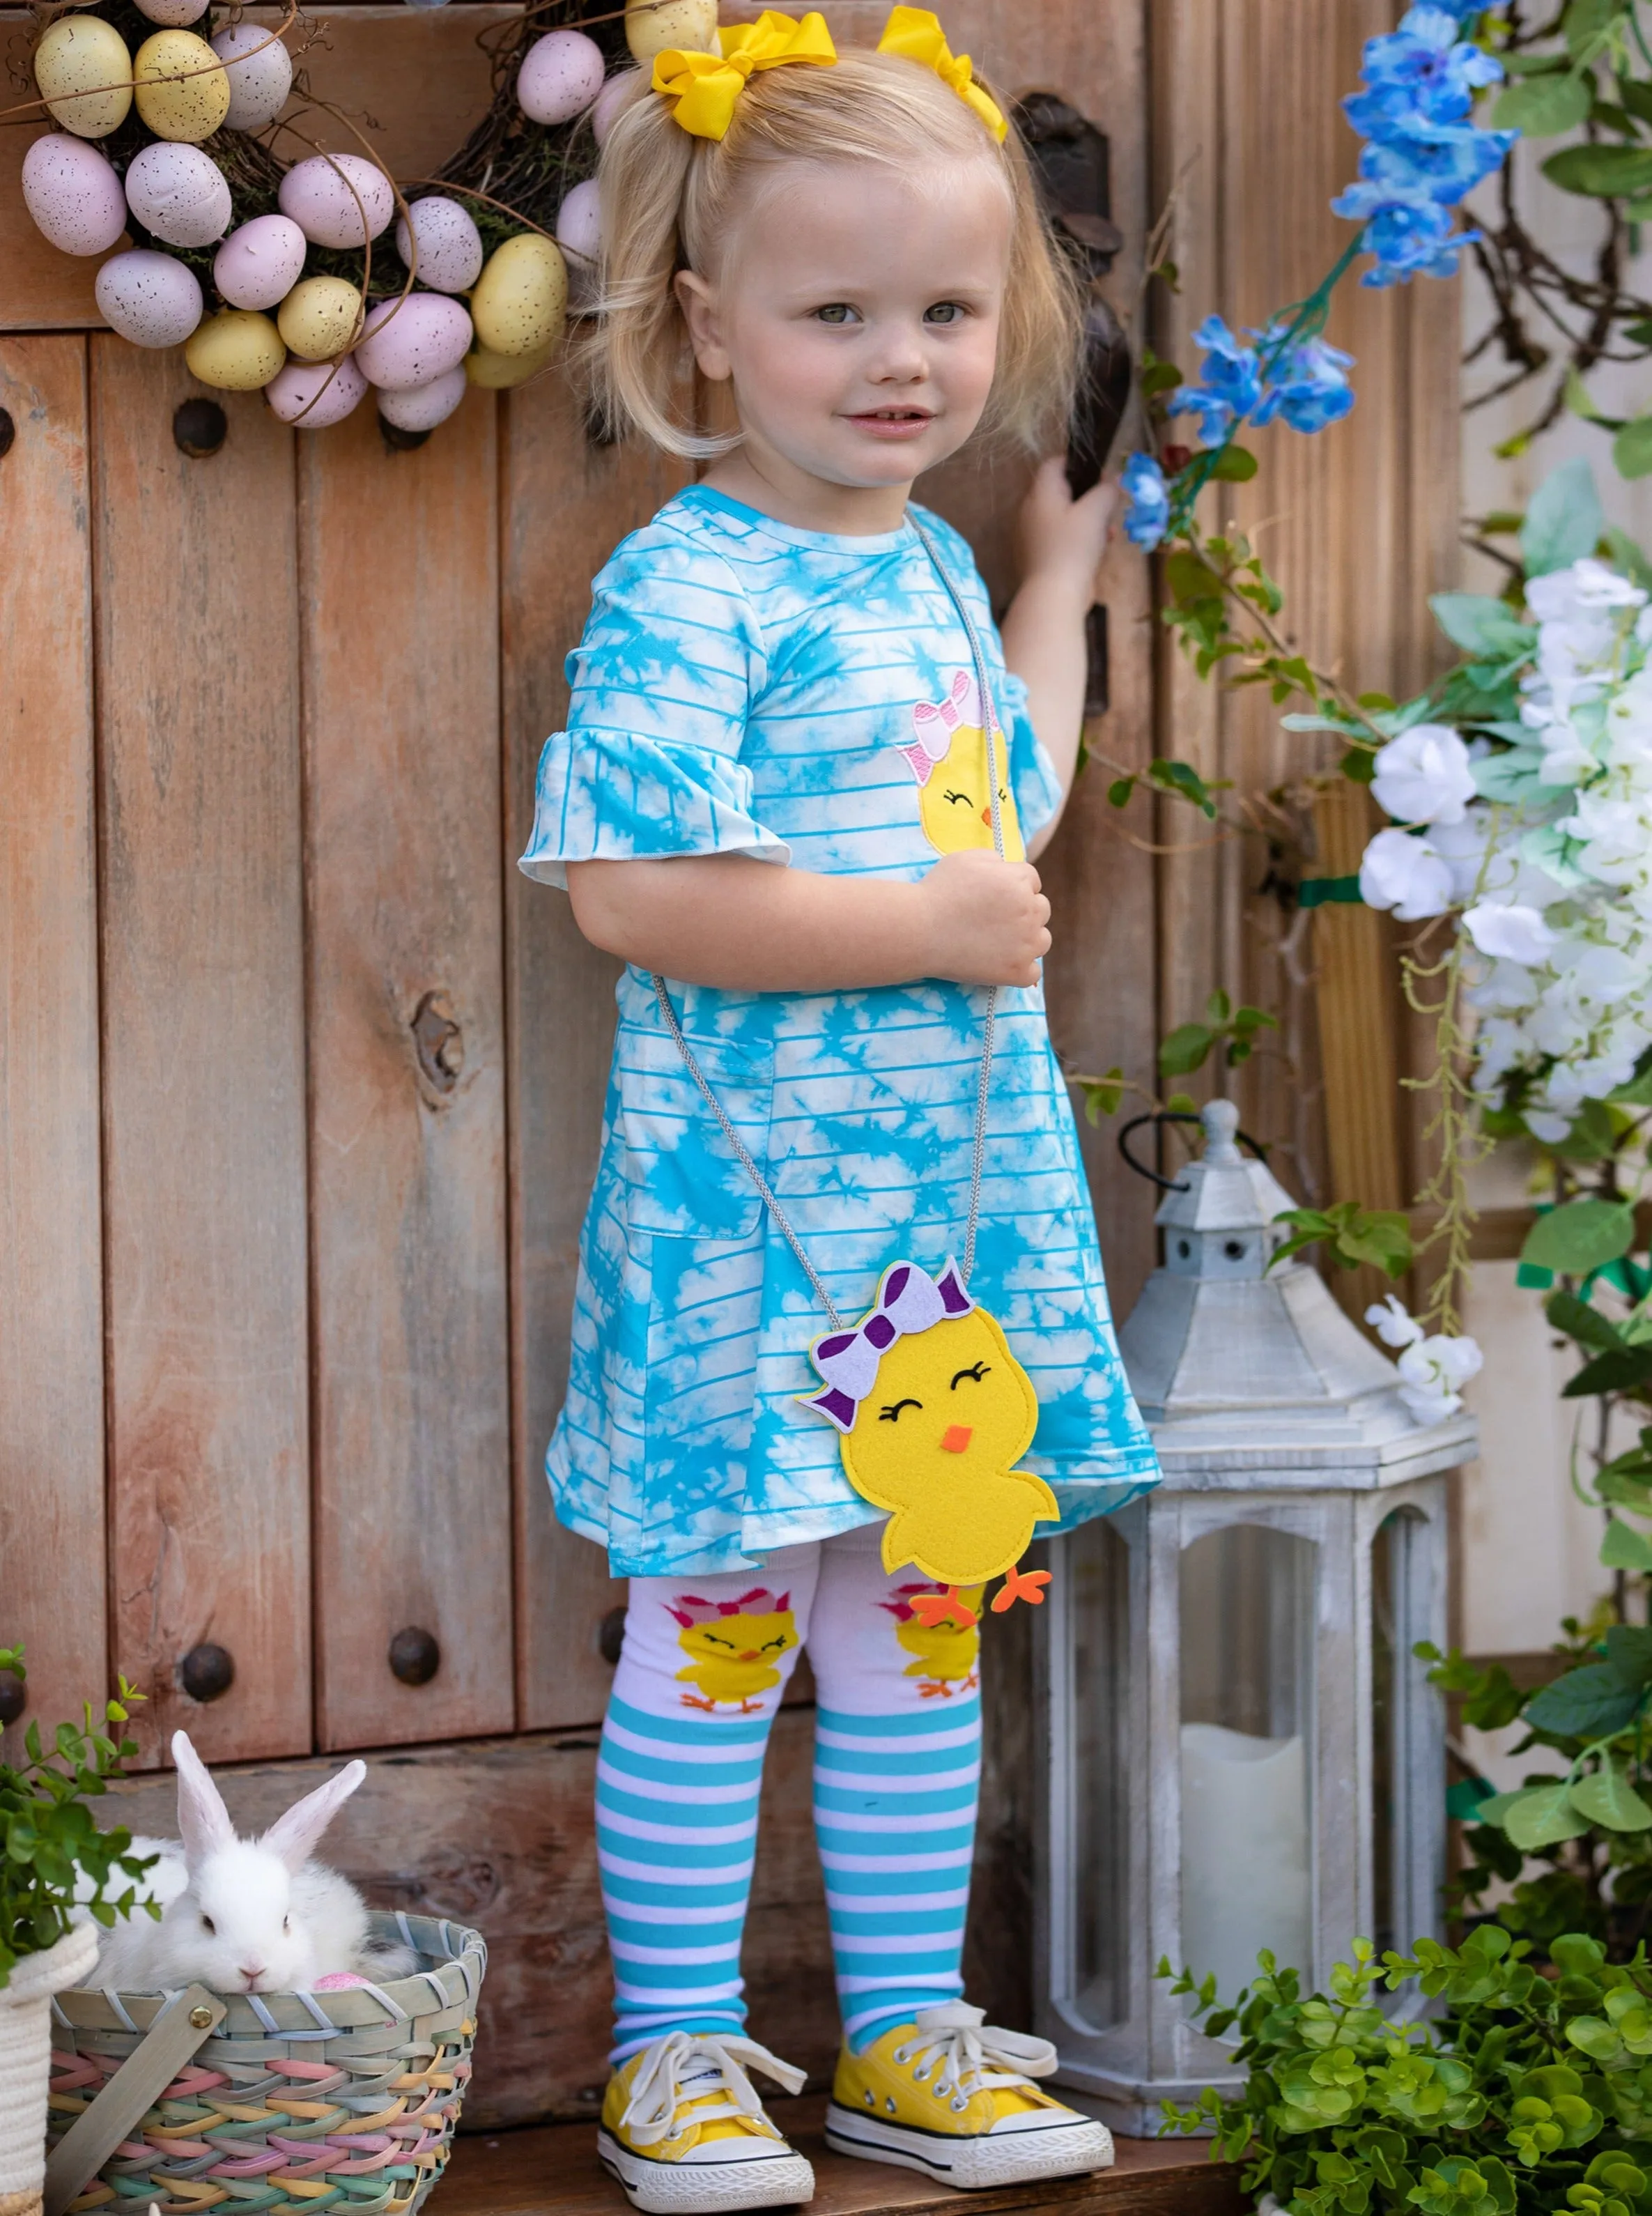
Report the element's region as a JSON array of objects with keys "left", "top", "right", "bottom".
[
  {"left": 499, "top": 380, "right": 678, "bottom": 1734},
  {"left": 301, "top": 392, "right": 513, "bottom": 1752},
  {"left": 92, "top": 340, "right": 310, "bottom": 1767},
  {"left": 0, "top": 335, "right": 106, "bottom": 1755}
]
